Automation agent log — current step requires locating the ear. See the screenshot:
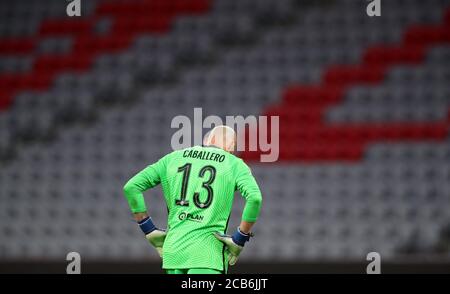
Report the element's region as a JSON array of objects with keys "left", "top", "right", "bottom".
[{"left": 225, "top": 138, "right": 236, "bottom": 153}]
